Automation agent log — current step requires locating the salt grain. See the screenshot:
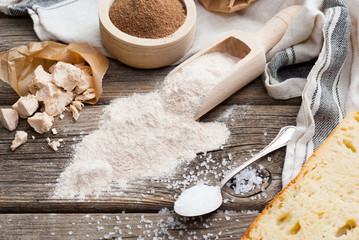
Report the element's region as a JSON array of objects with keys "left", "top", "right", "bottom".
[
  {"left": 158, "top": 208, "right": 173, "bottom": 214},
  {"left": 54, "top": 52, "right": 238, "bottom": 198}
]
